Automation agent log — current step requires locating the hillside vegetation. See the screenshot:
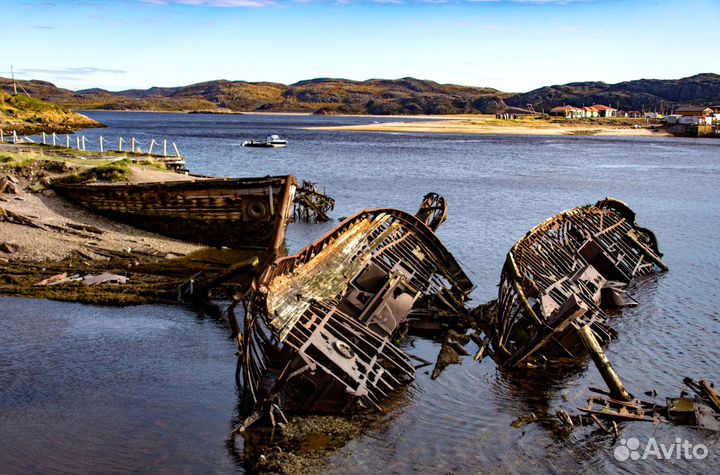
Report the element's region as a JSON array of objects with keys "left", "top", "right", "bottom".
[
  {"left": 506, "top": 73, "right": 720, "bottom": 112},
  {"left": 1, "top": 76, "right": 510, "bottom": 115},
  {"left": 2, "top": 73, "right": 718, "bottom": 116},
  {"left": 0, "top": 90, "right": 102, "bottom": 134}
]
